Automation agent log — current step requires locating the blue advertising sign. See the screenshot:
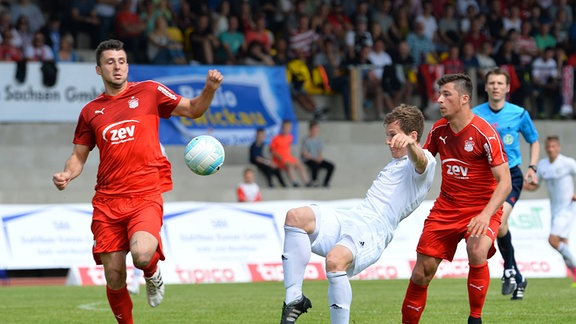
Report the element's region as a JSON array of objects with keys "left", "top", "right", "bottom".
[{"left": 129, "top": 65, "right": 297, "bottom": 146}]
